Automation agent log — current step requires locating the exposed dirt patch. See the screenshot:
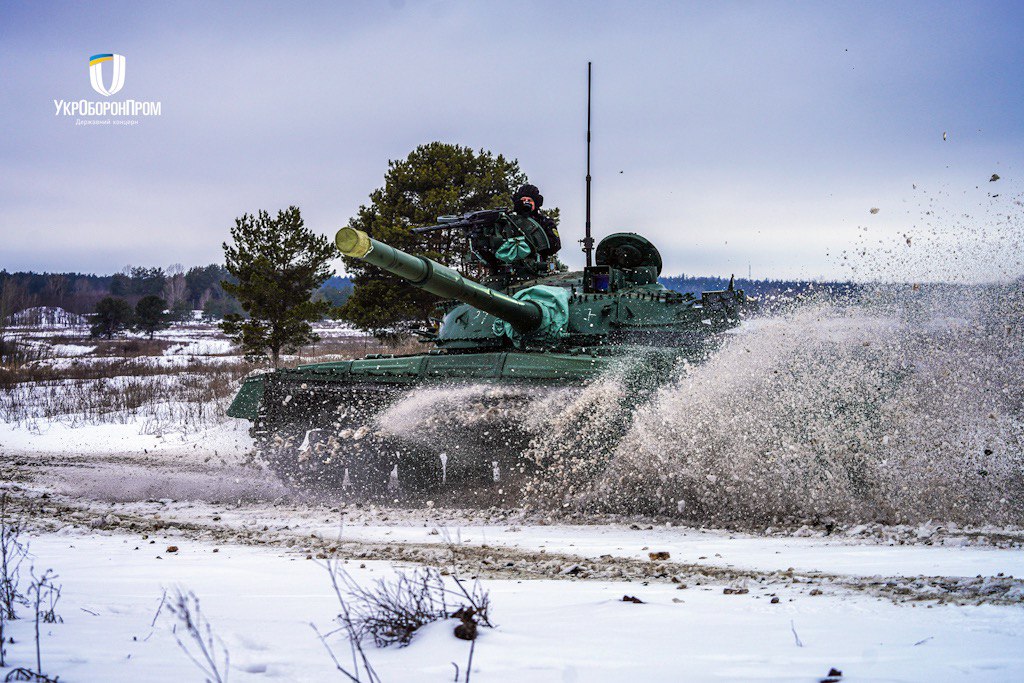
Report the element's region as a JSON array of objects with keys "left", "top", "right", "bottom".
[{"left": 2, "top": 452, "right": 1022, "bottom": 607}]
